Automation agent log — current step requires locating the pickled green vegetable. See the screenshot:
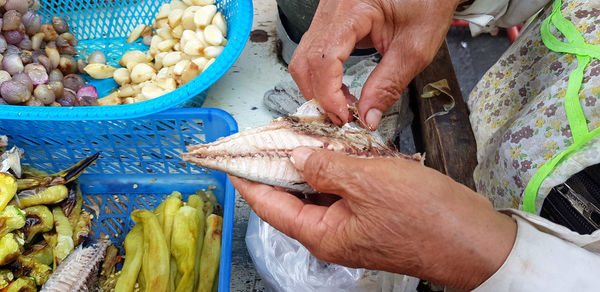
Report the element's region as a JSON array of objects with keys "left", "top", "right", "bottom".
[
  {"left": 197, "top": 214, "right": 222, "bottom": 292},
  {"left": 16, "top": 153, "right": 99, "bottom": 191},
  {"left": 0, "top": 205, "right": 25, "bottom": 237},
  {"left": 0, "top": 233, "right": 23, "bottom": 265},
  {"left": 0, "top": 270, "right": 14, "bottom": 289},
  {"left": 131, "top": 209, "right": 169, "bottom": 292},
  {"left": 13, "top": 185, "right": 68, "bottom": 209},
  {"left": 50, "top": 207, "right": 73, "bottom": 266},
  {"left": 66, "top": 182, "right": 83, "bottom": 228},
  {"left": 171, "top": 206, "right": 200, "bottom": 292},
  {"left": 187, "top": 195, "right": 205, "bottom": 289},
  {"left": 161, "top": 192, "right": 182, "bottom": 292},
  {"left": 72, "top": 210, "right": 91, "bottom": 246},
  {"left": 23, "top": 241, "right": 53, "bottom": 266},
  {"left": 13, "top": 256, "right": 51, "bottom": 286},
  {"left": 22, "top": 205, "right": 53, "bottom": 242},
  {"left": 4, "top": 277, "right": 36, "bottom": 292},
  {"left": 115, "top": 224, "right": 143, "bottom": 292},
  {"left": 0, "top": 173, "right": 17, "bottom": 212}
]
